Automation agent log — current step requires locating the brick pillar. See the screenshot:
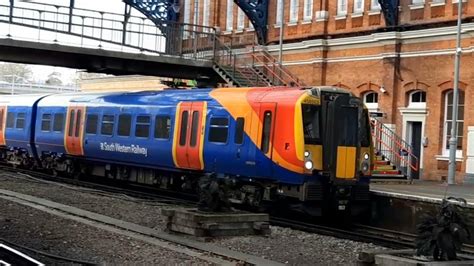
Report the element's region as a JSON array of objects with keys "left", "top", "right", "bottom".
[
  {"left": 465, "top": 126, "right": 474, "bottom": 183},
  {"left": 380, "top": 41, "right": 401, "bottom": 125}
]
